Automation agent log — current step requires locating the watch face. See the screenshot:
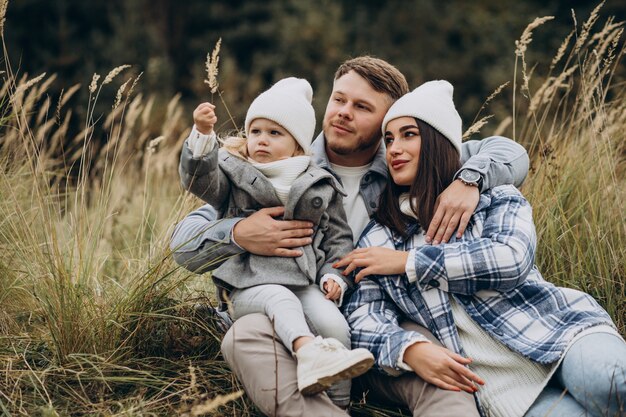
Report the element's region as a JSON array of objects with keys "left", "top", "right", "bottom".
[{"left": 461, "top": 170, "right": 481, "bottom": 182}]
